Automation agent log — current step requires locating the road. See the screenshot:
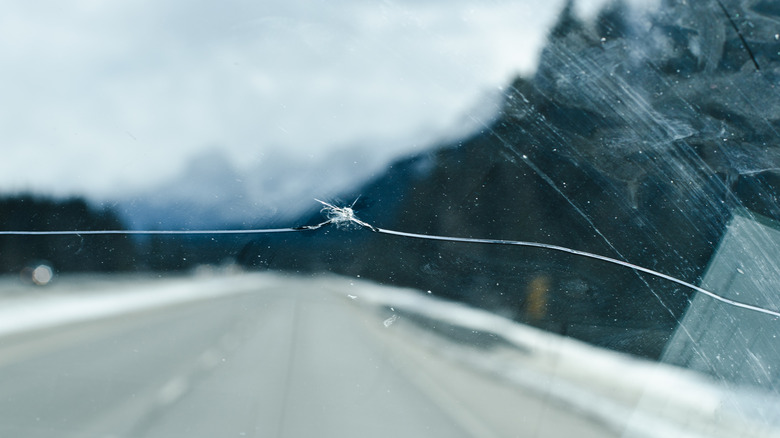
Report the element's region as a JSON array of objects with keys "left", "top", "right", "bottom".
[{"left": 0, "top": 275, "right": 617, "bottom": 438}]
